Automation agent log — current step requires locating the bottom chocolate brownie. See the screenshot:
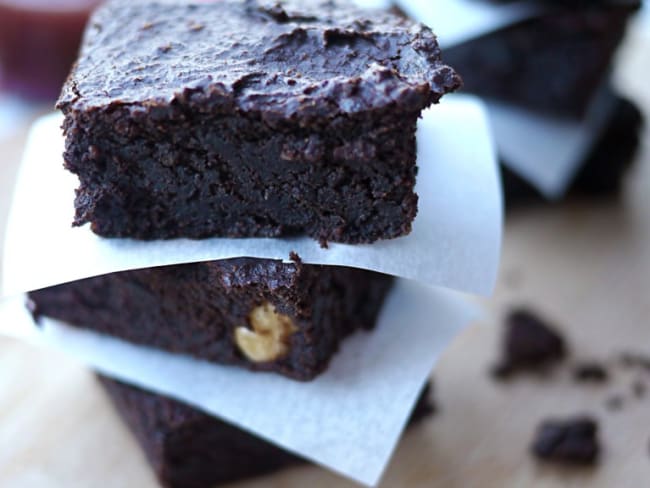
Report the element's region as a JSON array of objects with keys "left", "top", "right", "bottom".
[
  {"left": 29, "top": 257, "right": 393, "bottom": 381},
  {"left": 503, "top": 95, "right": 644, "bottom": 205},
  {"left": 98, "top": 375, "right": 434, "bottom": 488}
]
